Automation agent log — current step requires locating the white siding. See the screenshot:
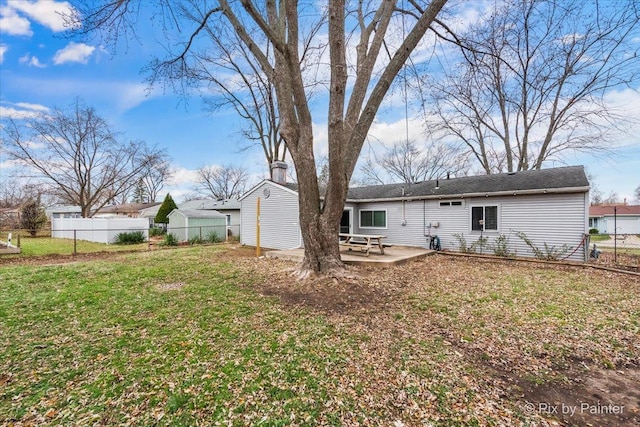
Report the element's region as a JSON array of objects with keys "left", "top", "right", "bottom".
[
  {"left": 606, "top": 217, "right": 640, "bottom": 234},
  {"left": 353, "top": 201, "right": 432, "bottom": 247},
  {"left": 241, "top": 181, "right": 301, "bottom": 250},
  {"left": 51, "top": 218, "right": 149, "bottom": 244},
  {"left": 353, "top": 192, "right": 588, "bottom": 261}
]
